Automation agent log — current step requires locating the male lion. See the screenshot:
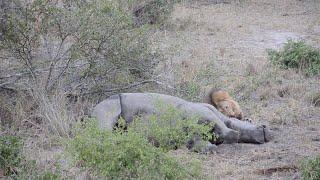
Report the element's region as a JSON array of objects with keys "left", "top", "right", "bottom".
[{"left": 204, "top": 89, "right": 243, "bottom": 120}]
